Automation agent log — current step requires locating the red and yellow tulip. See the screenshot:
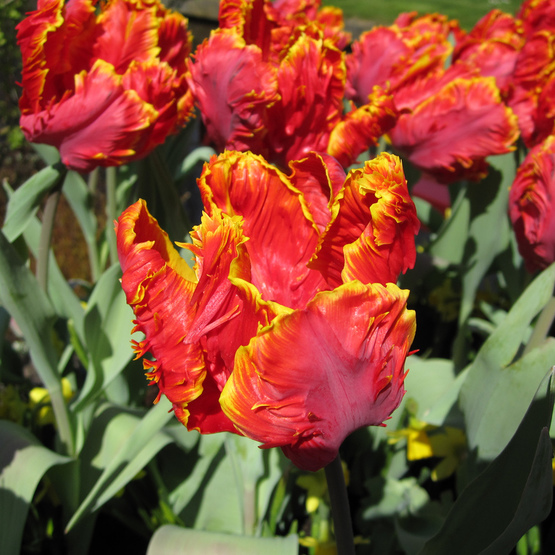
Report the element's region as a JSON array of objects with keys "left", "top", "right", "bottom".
[
  {"left": 509, "top": 134, "right": 555, "bottom": 272},
  {"left": 116, "top": 150, "right": 419, "bottom": 471},
  {"left": 17, "top": 0, "right": 194, "bottom": 172}
]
